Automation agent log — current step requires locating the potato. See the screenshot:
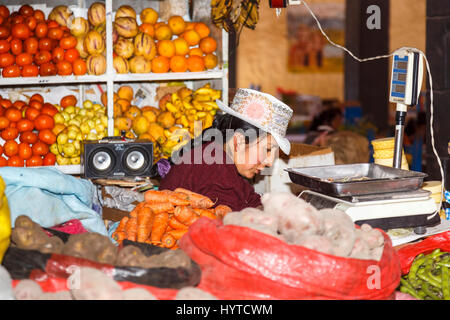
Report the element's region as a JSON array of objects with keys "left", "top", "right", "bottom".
[
  {"left": 70, "top": 267, "right": 123, "bottom": 300},
  {"left": 11, "top": 227, "right": 48, "bottom": 250},
  {"left": 223, "top": 208, "right": 279, "bottom": 238},
  {"left": 14, "top": 215, "right": 36, "bottom": 230},
  {"left": 175, "top": 287, "right": 217, "bottom": 300},
  {"left": 116, "top": 245, "right": 146, "bottom": 267},
  {"left": 143, "top": 249, "right": 192, "bottom": 269},
  {"left": 294, "top": 234, "right": 335, "bottom": 255},
  {"left": 123, "top": 288, "right": 157, "bottom": 300},
  {"left": 39, "top": 236, "right": 64, "bottom": 254},
  {"left": 13, "top": 280, "right": 43, "bottom": 300},
  {"left": 63, "top": 232, "right": 117, "bottom": 264}
]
